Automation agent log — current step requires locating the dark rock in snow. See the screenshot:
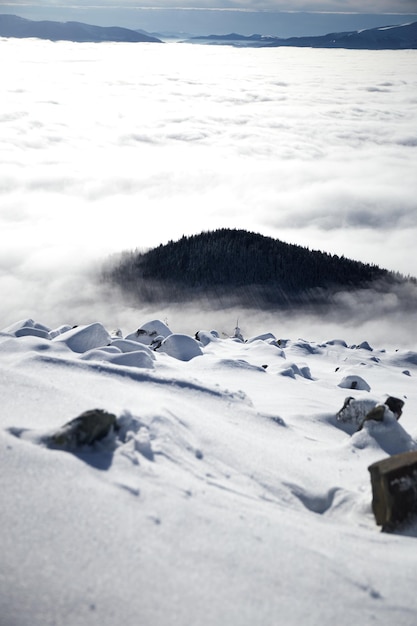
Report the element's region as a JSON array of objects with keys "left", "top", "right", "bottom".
[
  {"left": 336, "top": 397, "right": 377, "bottom": 427},
  {"left": 385, "top": 396, "right": 405, "bottom": 419},
  {"left": 337, "top": 396, "right": 405, "bottom": 431},
  {"left": 50, "top": 409, "right": 117, "bottom": 449},
  {"left": 357, "top": 396, "right": 404, "bottom": 431}
]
